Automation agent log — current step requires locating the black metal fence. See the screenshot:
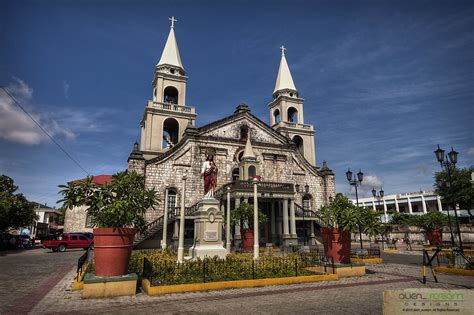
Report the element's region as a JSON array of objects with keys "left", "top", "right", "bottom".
[
  {"left": 75, "top": 248, "right": 90, "bottom": 281},
  {"left": 143, "top": 252, "right": 334, "bottom": 286}
]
